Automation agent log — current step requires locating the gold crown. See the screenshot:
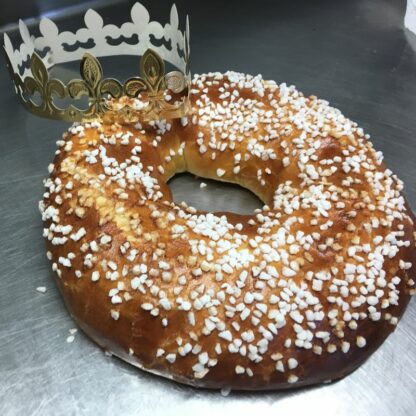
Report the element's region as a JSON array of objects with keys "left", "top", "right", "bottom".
[{"left": 3, "top": 3, "right": 191, "bottom": 122}]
